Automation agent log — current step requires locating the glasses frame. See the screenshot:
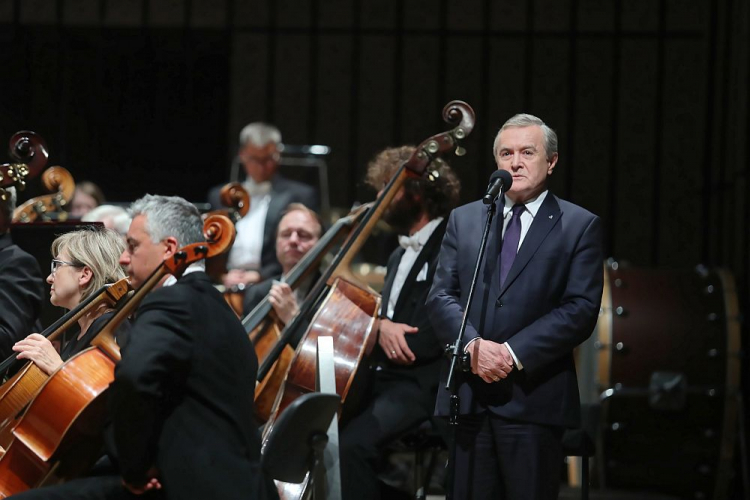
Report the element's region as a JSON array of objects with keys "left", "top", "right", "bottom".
[{"left": 50, "top": 259, "right": 82, "bottom": 274}]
